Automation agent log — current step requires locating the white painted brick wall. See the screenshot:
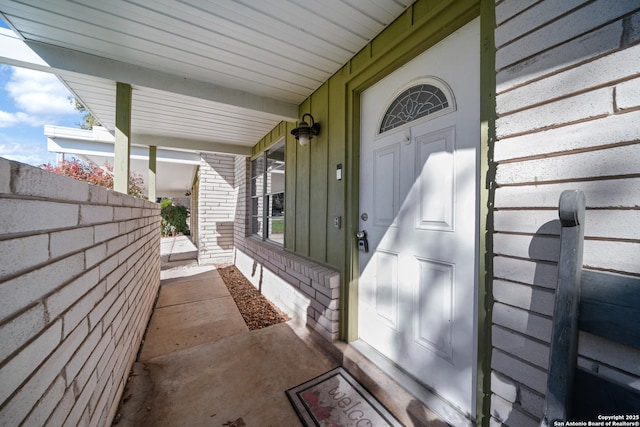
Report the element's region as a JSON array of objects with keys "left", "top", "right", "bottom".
[
  {"left": 583, "top": 240, "right": 640, "bottom": 274},
  {"left": 0, "top": 158, "right": 161, "bottom": 426},
  {"left": 0, "top": 321, "right": 62, "bottom": 404},
  {"left": 0, "top": 157, "right": 10, "bottom": 194},
  {"left": 496, "top": 209, "right": 640, "bottom": 241},
  {"left": 494, "top": 0, "right": 584, "bottom": 49},
  {"left": 493, "top": 280, "right": 554, "bottom": 317},
  {"left": 497, "top": 87, "right": 614, "bottom": 138},
  {"left": 492, "top": 3, "right": 640, "bottom": 424},
  {"left": 491, "top": 393, "right": 538, "bottom": 427},
  {"left": 46, "top": 268, "right": 100, "bottom": 320},
  {"left": 0, "top": 303, "right": 47, "bottom": 361},
  {"left": 495, "top": 179, "right": 640, "bottom": 209},
  {"left": 233, "top": 155, "right": 250, "bottom": 241},
  {"left": 492, "top": 325, "right": 548, "bottom": 370},
  {"left": 95, "top": 222, "right": 120, "bottom": 243},
  {"left": 616, "top": 76, "right": 640, "bottom": 109},
  {"left": 0, "top": 234, "right": 49, "bottom": 277},
  {"left": 80, "top": 204, "right": 114, "bottom": 224},
  {"left": 0, "top": 253, "right": 85, "bottom": 319},
  {"left": 197, "top": 153, "right": 237, "bottom": 264},
  {"left": 63, "top": 282, "right": 106, "bottom": 338},
  {"left": 50, "top": 227, "right": 95, "bottom": 259},
  {"left": 497, "top": 144, "right": 639, "bottom": 184},
  {"left": 495, "top": 0, "right": 638, "bottom": 70},
  {"left": 0, "top": 198, "right": 80, "bottom": 234},
  {"left": 497, "top": 15, "right": 624, "bottom": 91},
  {"left": 232, "top": 156, "right": 341, "bottom": 342},
  {"left": 492, "top": 350, "right": 547, "bottom": 395},
  {"left": 516, "top": 46, "right": 638, "bottom": 112},
  {"left": 8, "top": 159, "right": 90, "bottom": 201},
  {"left": 22, "top": 375, "right": 66, "bottom": 427}
]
